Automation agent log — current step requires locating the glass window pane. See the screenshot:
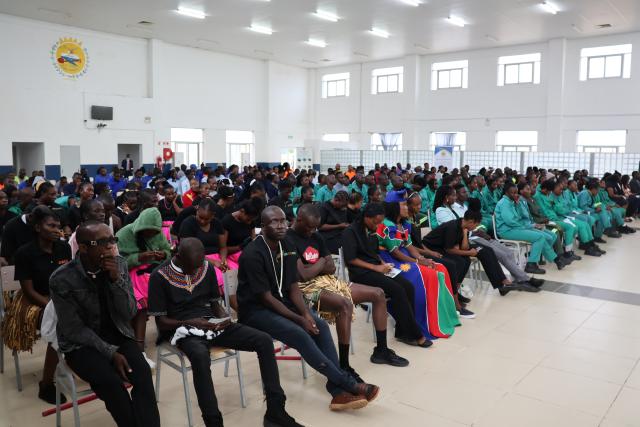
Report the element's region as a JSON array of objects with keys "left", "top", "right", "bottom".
[
  {"left": 378, "top": 76, "right": 388, "bottom": 93},
  {"left": 171, "top": 128, "right": 203, "bottom": 143},
  {"left": 438, "top": 70, "right": 450, "bottom": 88},
  {"left": 336, "top": 80, "right": 345, "bottom": 96},
  {"left": 605, "top": 55, "right": 622, "bottom": 77},
  {"left": 588, "top": 57, "right": 605, "bottom": 79},
  {"left": 388, "top": 75, "right": 398, "bottom": 92},
  {"left": 505, "top": 64, "right": 519, "bottom": 84},
  {"left": 450, "top": 69, "right": 462, "bottom": 87},
  {"left": 519, "top": 63, "right": 533, "bottom": 83}
]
